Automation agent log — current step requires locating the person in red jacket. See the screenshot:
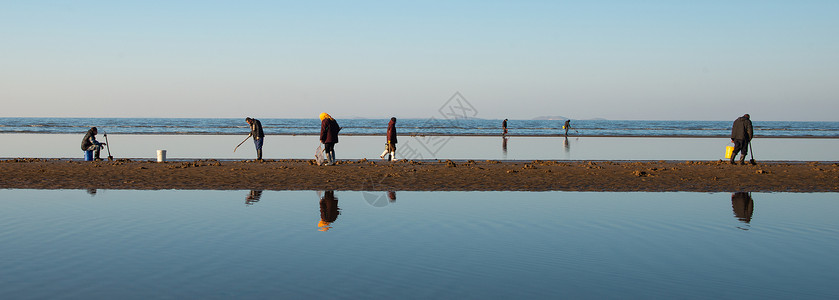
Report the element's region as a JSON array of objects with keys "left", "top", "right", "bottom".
[
  {"left": 380, "top": 117, "right": 398, "bottom": 161},
  {"left": 319, "top": 112, "right": 341, "bottom": 166}
]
